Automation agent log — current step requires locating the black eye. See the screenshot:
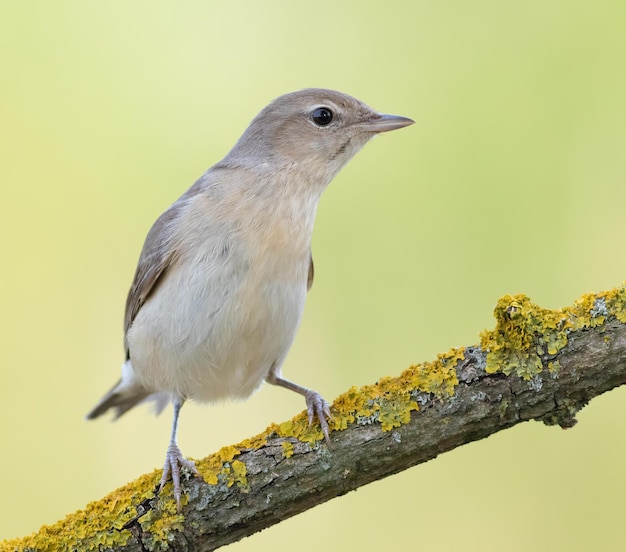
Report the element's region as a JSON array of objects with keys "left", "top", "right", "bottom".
[{"left": 311, "top": 107, "right": 334, "bottom": 126}]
